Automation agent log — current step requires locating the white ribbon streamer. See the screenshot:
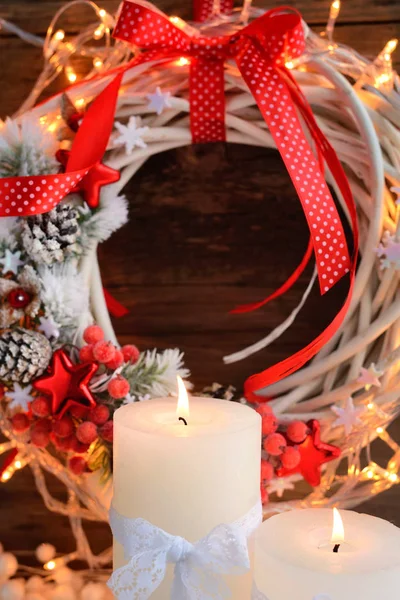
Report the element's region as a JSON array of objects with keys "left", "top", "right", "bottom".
[{"left": 108, "top": 500, "right": 262, "bottom": 599}]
